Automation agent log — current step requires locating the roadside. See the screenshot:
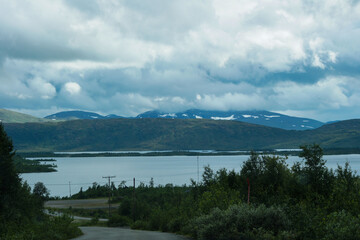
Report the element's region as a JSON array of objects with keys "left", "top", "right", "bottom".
[
  {"left": 45, "top": 198, "right": 119, "bottom": 209},
  {"left": 46, "top": 199, "right": 192, "bottom": 239},
  {"left": 45, "top": 209, "right": 108, "bottom": 222},
  {"left": 71, "top": 227, "right": 191, "bottom": 240}
]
